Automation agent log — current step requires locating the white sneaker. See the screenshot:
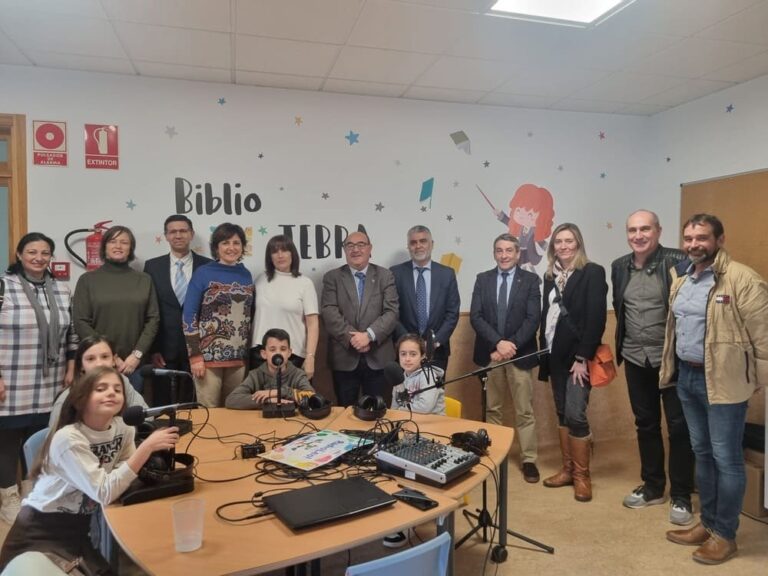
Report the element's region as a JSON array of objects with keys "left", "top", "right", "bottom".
[
  {"left": 669, "top": 499, "right": 694, "bottom": 526},
  {"left": 0, "top": 485, "right": 22, "bottom": 524}
]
